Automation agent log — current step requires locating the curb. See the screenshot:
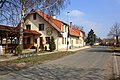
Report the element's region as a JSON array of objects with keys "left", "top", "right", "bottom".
[{"left": 0, "top": 46, "right": 90, "bottom": 62}]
